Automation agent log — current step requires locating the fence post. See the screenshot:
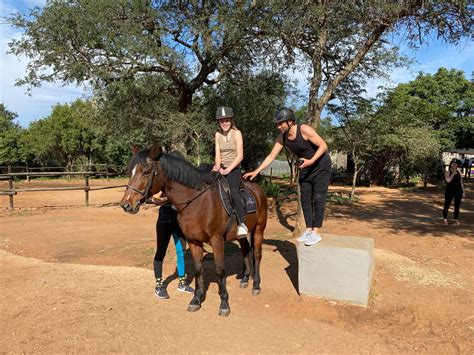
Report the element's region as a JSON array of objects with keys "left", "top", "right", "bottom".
[
  {"left": 8, "top": 165, "right": 14, "bottom": 209},
  {"left": 106, "top": 163, "right": 109, "bottom": 181},
  {"left": 26, "top": 165, "right": 30, "bottom": 182},
  {"left": 84, "top": 174, "right": 89, "bottom": 207}
]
